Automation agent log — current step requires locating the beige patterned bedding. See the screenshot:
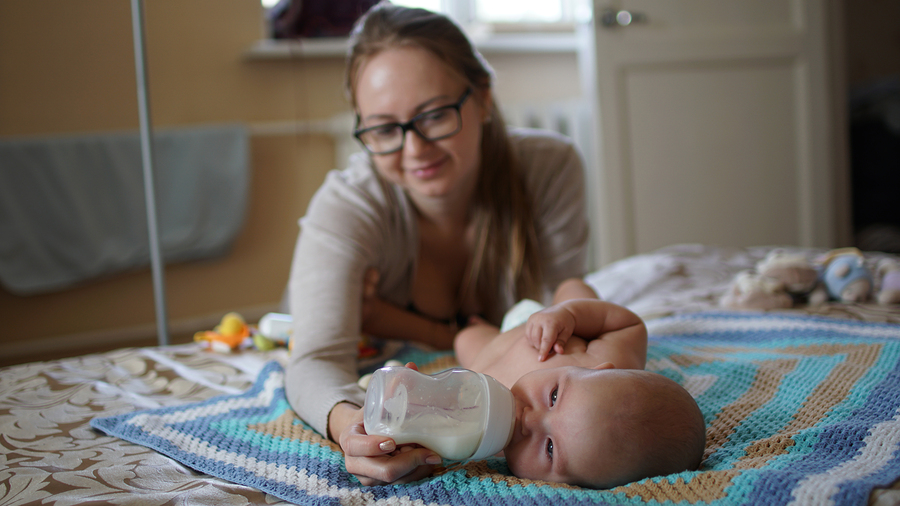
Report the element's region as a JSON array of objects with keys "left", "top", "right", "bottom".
[
  {"left": 587, "top": 244, "right": 900, "bottom": 324},
  {"left": 1, "top": 346, "right": 293, "bottom": 505},
  {"left": 1, "top": 244, "right": 898, "bottom": 505}
]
